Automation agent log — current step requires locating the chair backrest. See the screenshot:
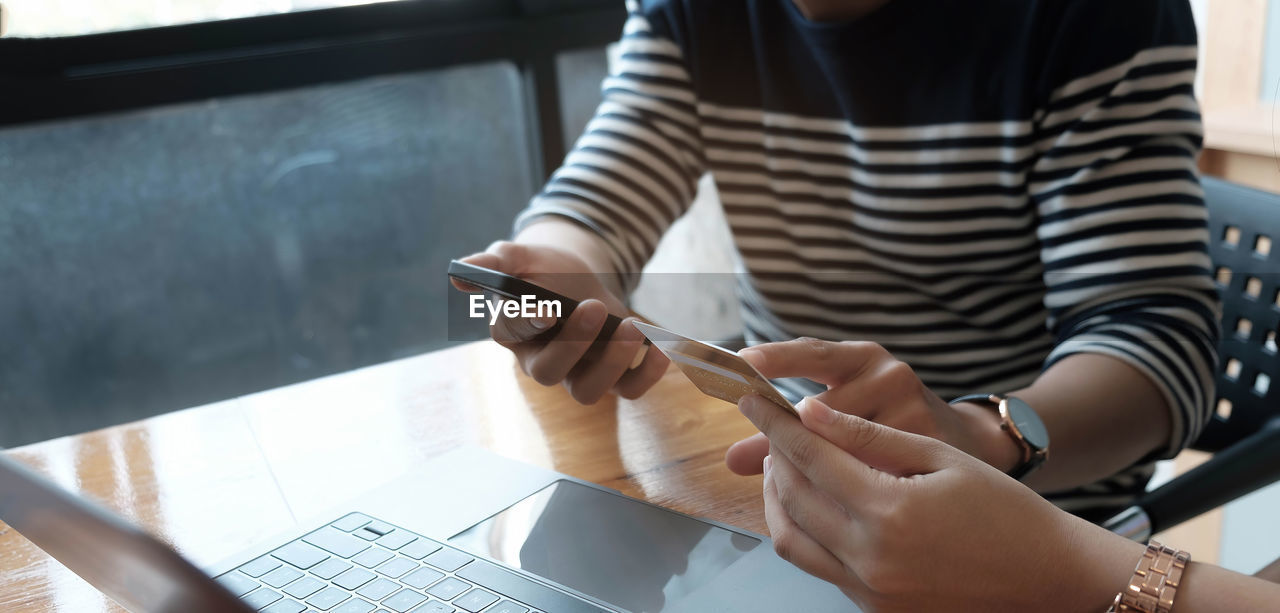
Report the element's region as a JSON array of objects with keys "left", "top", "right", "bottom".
[{"left": 1198, "top": 177, "right": 1280, "bottom": 452}]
